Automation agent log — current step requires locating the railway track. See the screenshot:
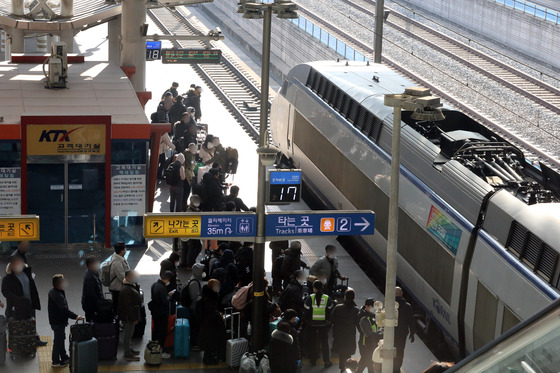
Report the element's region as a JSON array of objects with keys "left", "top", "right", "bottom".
[
  {"left": 295, "top": 3, "right": 560, "bottom": 169},
  {"left": 343, "top": 0, "right": 560, "bottom": 115},
  {"left": 147, "top": 6, "right": 268, "bottom": 144}
]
